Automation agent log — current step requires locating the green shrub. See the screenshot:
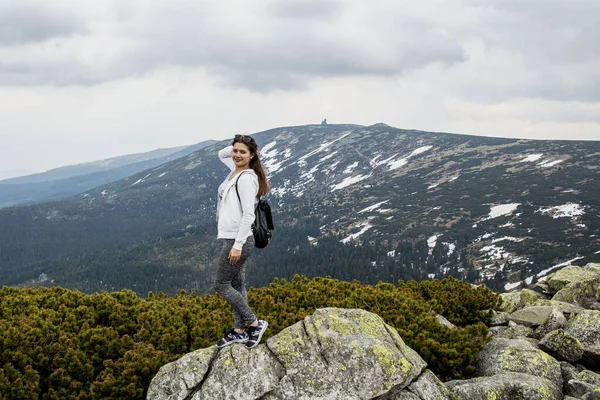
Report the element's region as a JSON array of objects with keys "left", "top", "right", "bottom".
[{"left": 0, "top": 276, "right": 499, "bottom": 399}]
